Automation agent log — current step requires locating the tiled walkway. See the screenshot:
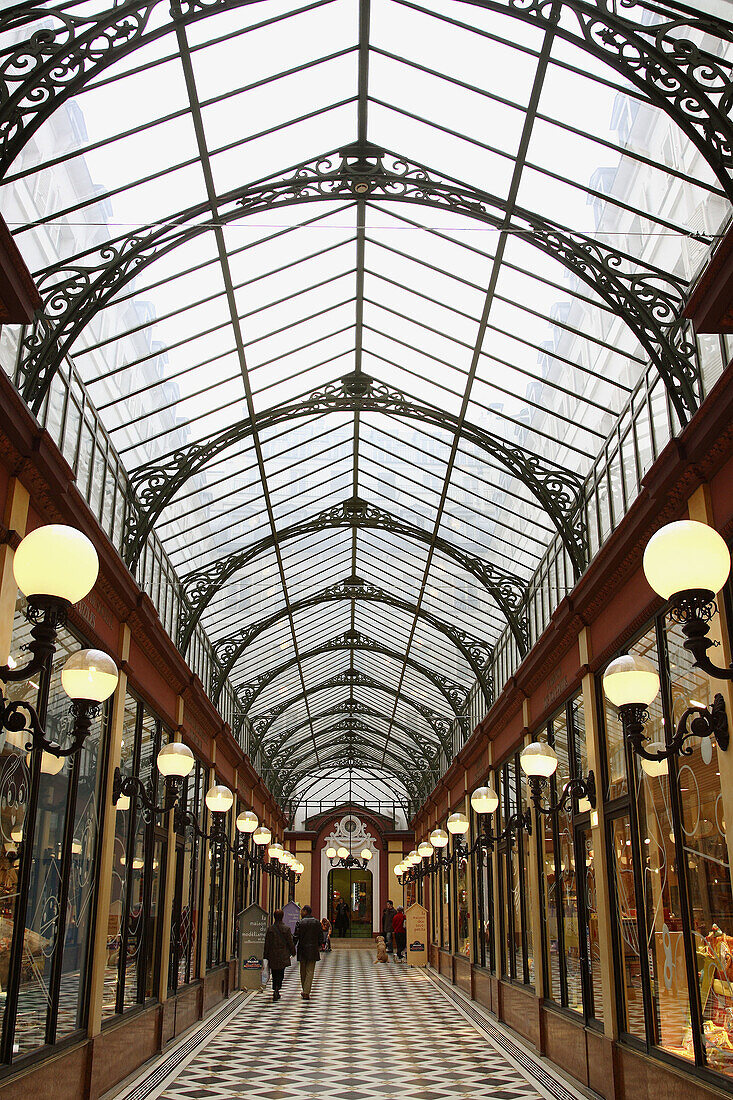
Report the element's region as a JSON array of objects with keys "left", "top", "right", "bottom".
[{"left": 115, "top": 948, "right": 592, "bottom": 1100}]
